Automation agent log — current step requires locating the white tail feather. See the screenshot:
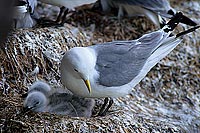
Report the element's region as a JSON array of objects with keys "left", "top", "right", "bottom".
[{"left": 130, "top": 36, "right": 181, "bottom": 88}]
